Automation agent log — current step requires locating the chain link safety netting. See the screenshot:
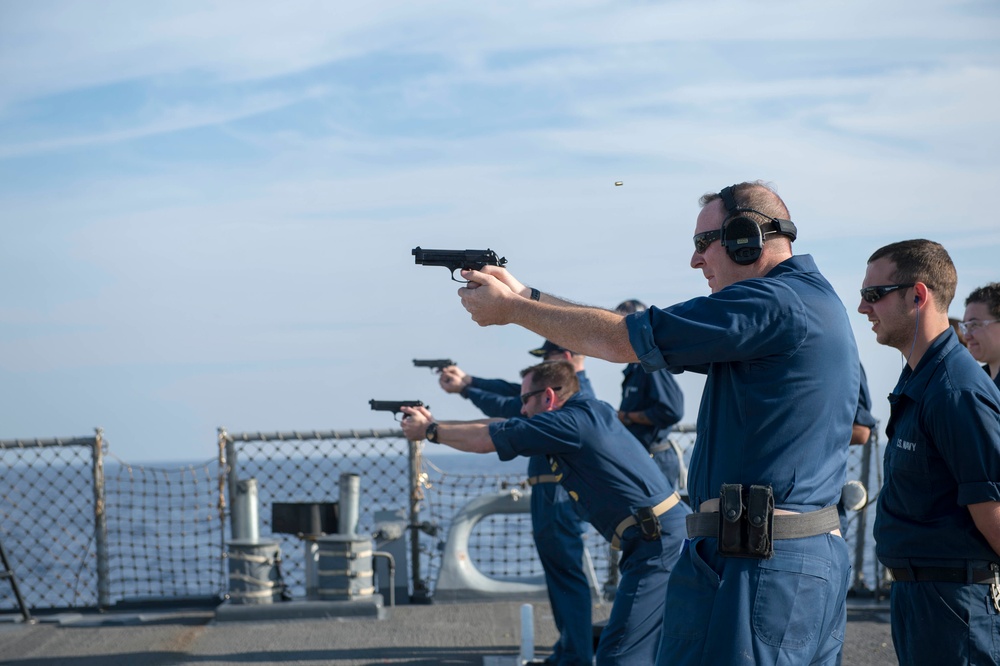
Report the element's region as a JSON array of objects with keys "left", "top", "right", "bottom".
[
  {"left": 221, "top": 428, "right": 414, "bottom": 600},
  {"left": 0, "top": 436, "right": 101, "bottom": 609},
  {"left": 0, "top": 431, "right": 225, "bottom": 611},
  {"left": 1, "top": 425, "right": 885, "bottom": 612},
  {"left": 104, "top": 458, "right": 224, "bottom": 603}
]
